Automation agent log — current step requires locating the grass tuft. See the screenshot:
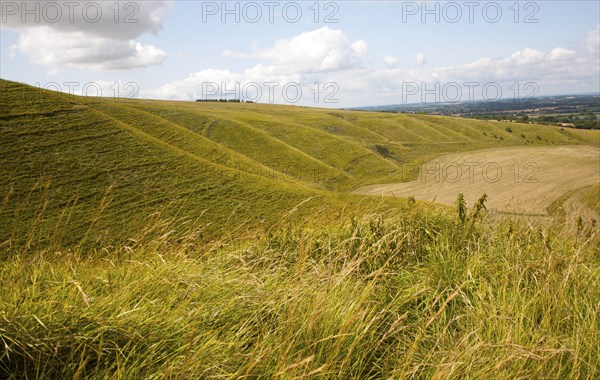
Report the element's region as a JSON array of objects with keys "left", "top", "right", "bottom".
[{"left": 1, "top": 207, "right": 598, "bottom": 379}]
